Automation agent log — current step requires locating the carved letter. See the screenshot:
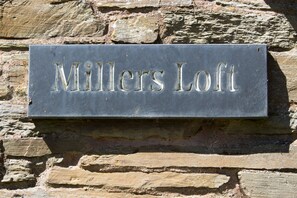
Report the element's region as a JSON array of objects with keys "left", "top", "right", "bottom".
[
  {"left": 53, "top": 62, "right": 80, "bottom": 91},
  {"left": 194, "top": 71, "right": 211, "bottom": 92},
  {"left": 228, "top": 65, "right": 238, "bottom": 92},
  {"left": 135, "top": 70, "right": 149, "bottom": 91},
  {"left": 175, "top": 62, "right": 185, "bottom": 91},
  {"left": 107, "top": 62, "right": 115, "bottom": 91},
  {"left": 175, "top": 62, "right": 192, "bottom": 91},
  {"left": 150, "top": 71, "right": 164, "bottom": 91},
  {"left": 84, "top": 62, "right": 92, "bottom": 91},
  {"left": 120, "top": 71, "right": 133, "bottom": 91},
  {"left": 214, "top": 62, "right": 227, "bottom": 92},
  {"left": 96, "top": 62, "right": 103, "bottom": 91}
]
